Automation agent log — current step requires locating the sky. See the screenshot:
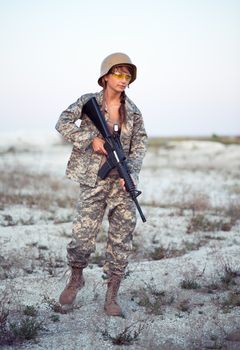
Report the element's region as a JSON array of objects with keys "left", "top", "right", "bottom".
[{"left": 0, "top": 0, "right": 239, "bottom": 137}]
